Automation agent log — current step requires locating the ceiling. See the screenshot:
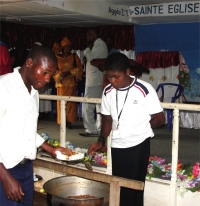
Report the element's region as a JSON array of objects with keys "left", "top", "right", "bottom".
[{"left": 0, "top": 0, "right": 199, "bottom": 28}]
